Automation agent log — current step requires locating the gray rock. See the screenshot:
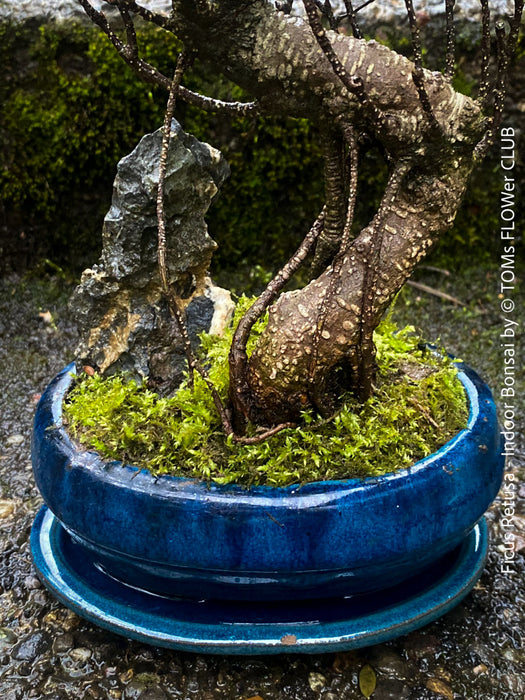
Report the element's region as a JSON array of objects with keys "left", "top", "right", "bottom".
[
  {"left": 68, "top": 646, "right": 93, "bottom": 663},
  {"left": 367, "top": 645, "right": 410, "bottom": 679},
  {"left": 52, "top": 634, "right": 75, "bottom": 655},
  {"left": 11, "top": 632, "right": 50, "bottom": 661},
  {"left": 5, "top": 434, "right": 24, "bottom": 446},
  {"left": 69, "top": 120, "right": 233, "bottom": 388}
]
